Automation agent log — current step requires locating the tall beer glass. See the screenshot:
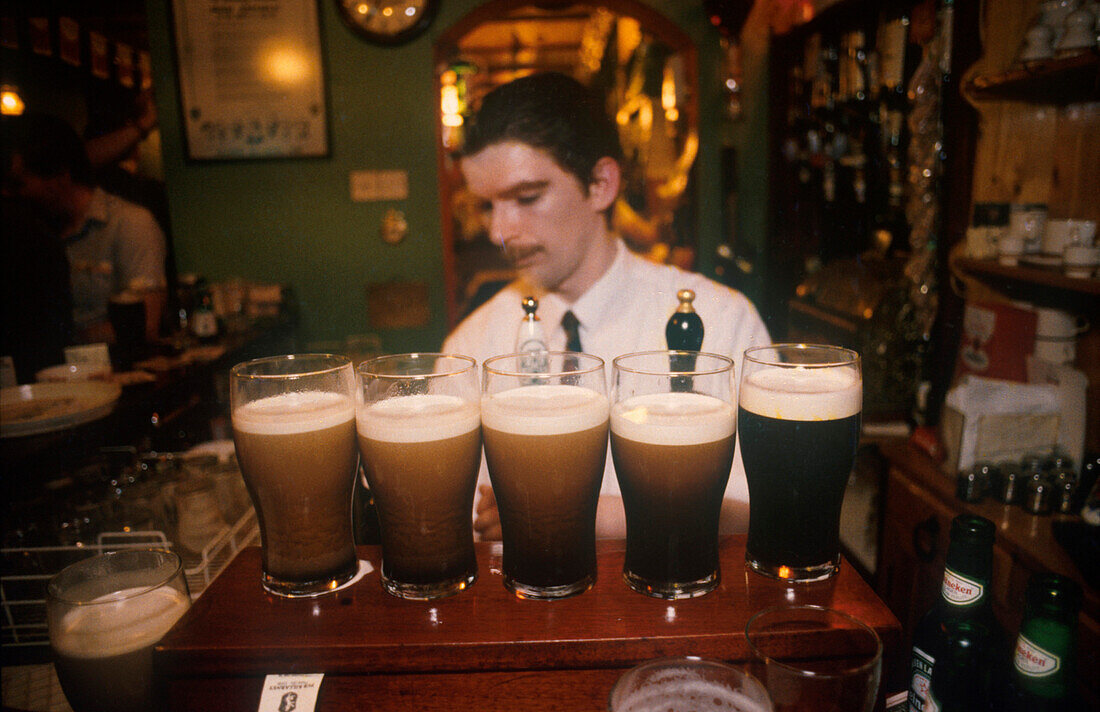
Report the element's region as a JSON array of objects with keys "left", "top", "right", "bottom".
[
  {"left": 739, "top": 344, "right": 861, "bottom": 582},
  {"left": 231, "top": 354, "right": 360, "bottom": 597},
  {"left": 482, "top": 352, "right": 608, "bottom": 600},
  {"left": 357, "top": 353, "right": 480, "bottom": 600},
  {"left": 610, "top": 351, "right": 737, "bottom": 599},
  {"left": 48, "top": 549, "right": 191, "bottom": 712}
]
